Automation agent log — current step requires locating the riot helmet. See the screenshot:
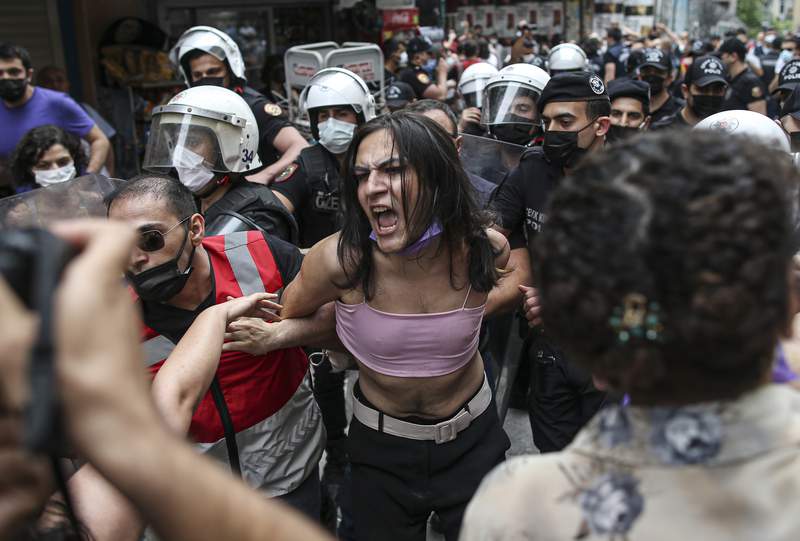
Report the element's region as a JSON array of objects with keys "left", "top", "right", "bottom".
[
  {"left": 694, "top": 110, "right": 790, "bottom": 153},
  {"left": 299, "top": 68, "right": 376, "bottom": 153},
  {"left": 170, "top": 26, "right": 246, "bottom": 88},
  {"left": 548, "top": 43, "right": 588, "bottom": 76},
  {"left": 143, "top": 86, "right": 261, "bottom": 194},
  {"left": 458, "top": 62, "right": 499, "bottom": 109},
  {"left": 482, "top": 63, "right": 550, "bottom": 145}
]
